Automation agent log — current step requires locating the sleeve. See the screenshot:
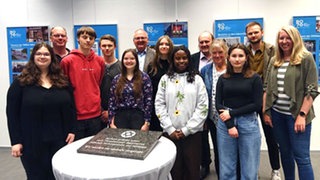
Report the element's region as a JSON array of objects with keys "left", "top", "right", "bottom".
[
  {"left": 6, "top": 79, "right": 23, "bottom": 145},
  {"left": 181, "top": 76, "right": 209, "bottom": 136},
  {"left": 142, "top": 73, "right": 153, "bottom": 122},
  {"left": 215, "top": 76, "right": 235, "bottom": 129},
  {"left": 60, "top": 57, "right": 69, "bottom": 76},
  {"left": 154, "top": 75, "right": 176, "bottom": 135},
  {"left": 62, "top": 84, "right": 77, "bottom": 134},
  {"left": 108, "top": 75, "right": 119, "bottom": 123},
  {"left": 303, "top": 53, "right": 319, "bottom": 100},
  {"left": 229, "top": 75, "right": 263, "bottom": 117},
  {"left": 215, "top": 76, "right": 226, "bottom": 111}
]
